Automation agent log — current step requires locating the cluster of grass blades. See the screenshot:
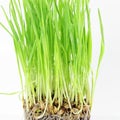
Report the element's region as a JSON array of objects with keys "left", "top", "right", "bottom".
[{"left": 0, "top": 0, "right": 104, "bottom": 119}]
